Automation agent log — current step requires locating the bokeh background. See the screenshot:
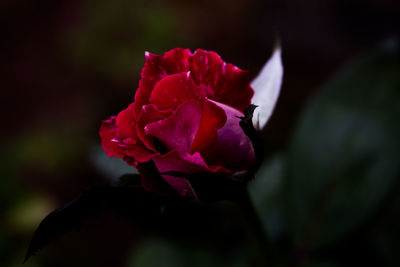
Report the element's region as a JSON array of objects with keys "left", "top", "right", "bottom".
[{"left": 1, "top": 0, "right": 400, "bottom": 266}]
